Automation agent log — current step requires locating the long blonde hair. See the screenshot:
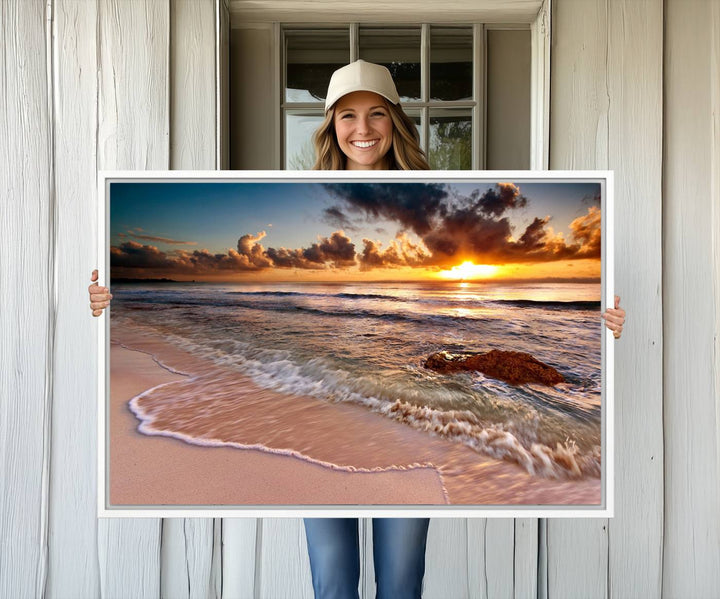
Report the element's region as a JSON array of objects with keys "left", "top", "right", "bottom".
[{"left": 312, "top": 100, "right": 430, "bottom": 171}]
